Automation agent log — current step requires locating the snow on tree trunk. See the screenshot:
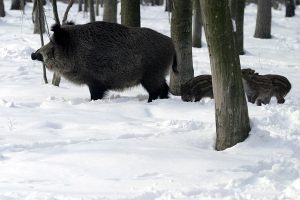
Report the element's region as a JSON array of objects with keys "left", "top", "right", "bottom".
[
  {"left": 254, "top": 0, "right": 272, "bottom": 39},
  {"left": 192, "top": 0, "right": 202, "bottom": 48},
  {"left": 103, "top": 0, "right": 117, "bottom": 23},
  {"left": 121, "top": 0, "right": 140, "bottom": 27},
  {"left": 200, "top": 0, "right": 251, "bottom": 151},
  {"left": 169, "top": 0, "right": 194, "bottom": 95}
]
